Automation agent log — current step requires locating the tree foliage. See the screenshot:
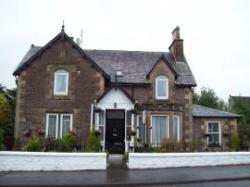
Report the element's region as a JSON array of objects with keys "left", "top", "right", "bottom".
[
  {"left": 193, "top": 87, "right": 227, "bottom": 110},
  {"left": 0, "top": 84, "right": 16, "bottom": 150},
  {"left": 230, "top": 97, "right": 250, "bottom": 149},
  {"left": 84, "top": 130, "right": 100, "bottom": 152}
]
